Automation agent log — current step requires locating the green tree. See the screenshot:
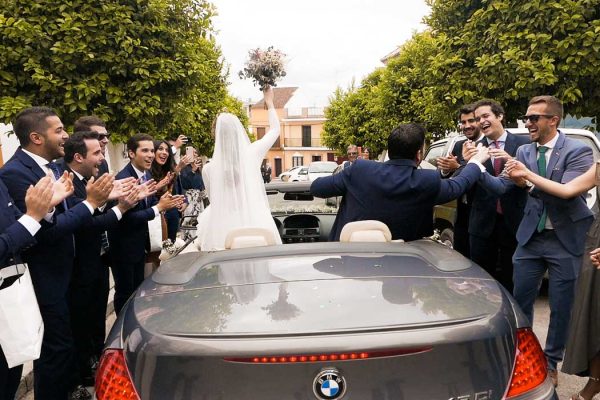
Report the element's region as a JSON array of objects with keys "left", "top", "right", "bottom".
[
  {"left": 426, "top": 0, "right": 600, "bottom": 122},
  {"left": 0, "top": 0, "right": 241, "bottom": 154}
]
